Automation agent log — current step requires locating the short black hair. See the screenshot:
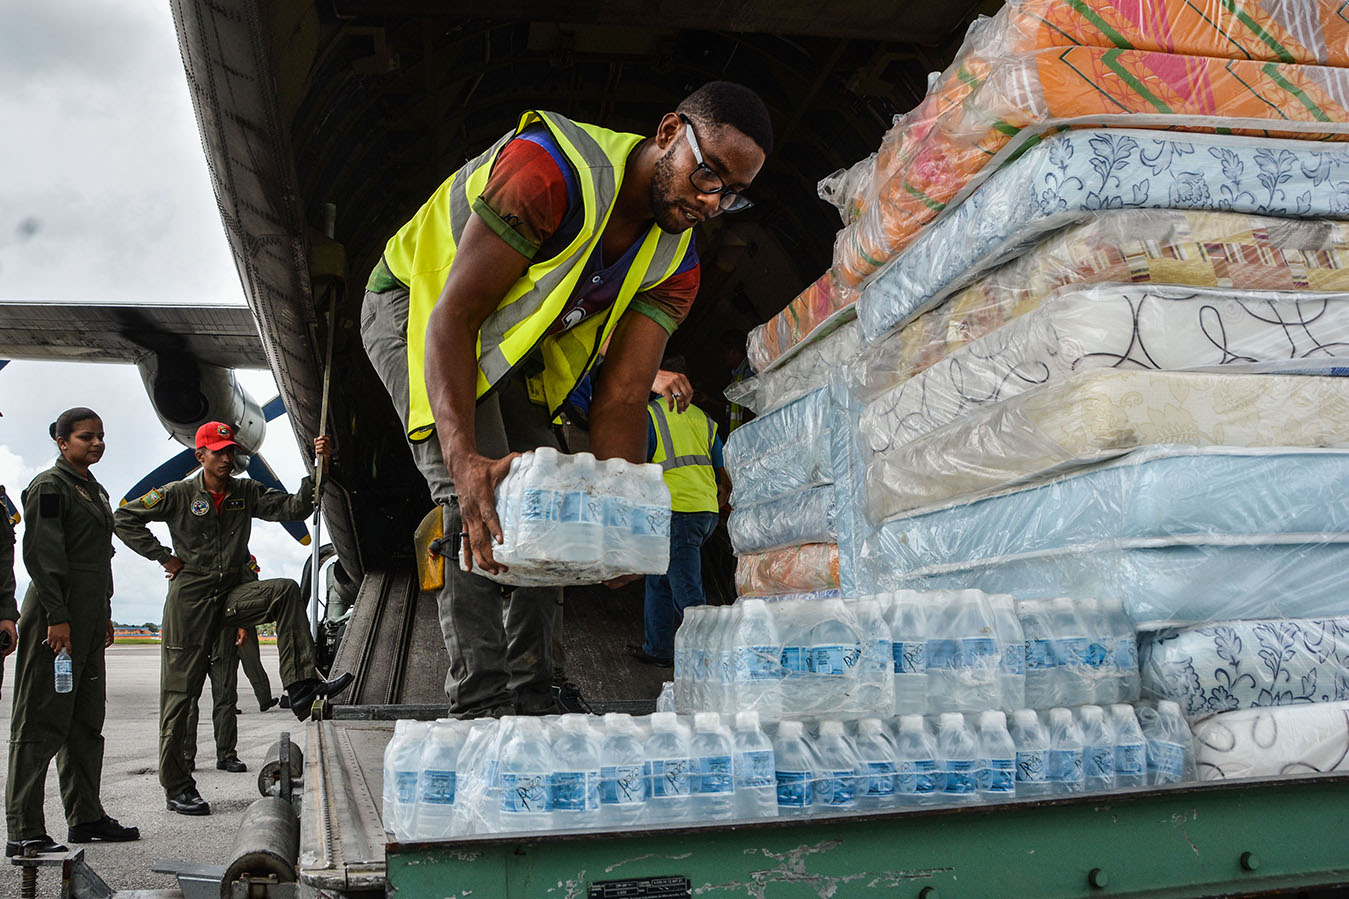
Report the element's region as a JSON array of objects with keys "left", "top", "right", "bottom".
[{"left": 677, "top": 82, "right": 773, "bottom": 156}]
